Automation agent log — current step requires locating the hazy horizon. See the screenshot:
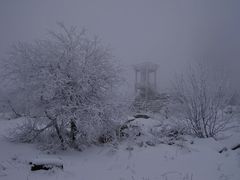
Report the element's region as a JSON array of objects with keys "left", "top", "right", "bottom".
[{"left": 1, "top": 0, "right": 240, "bottom": 92}]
